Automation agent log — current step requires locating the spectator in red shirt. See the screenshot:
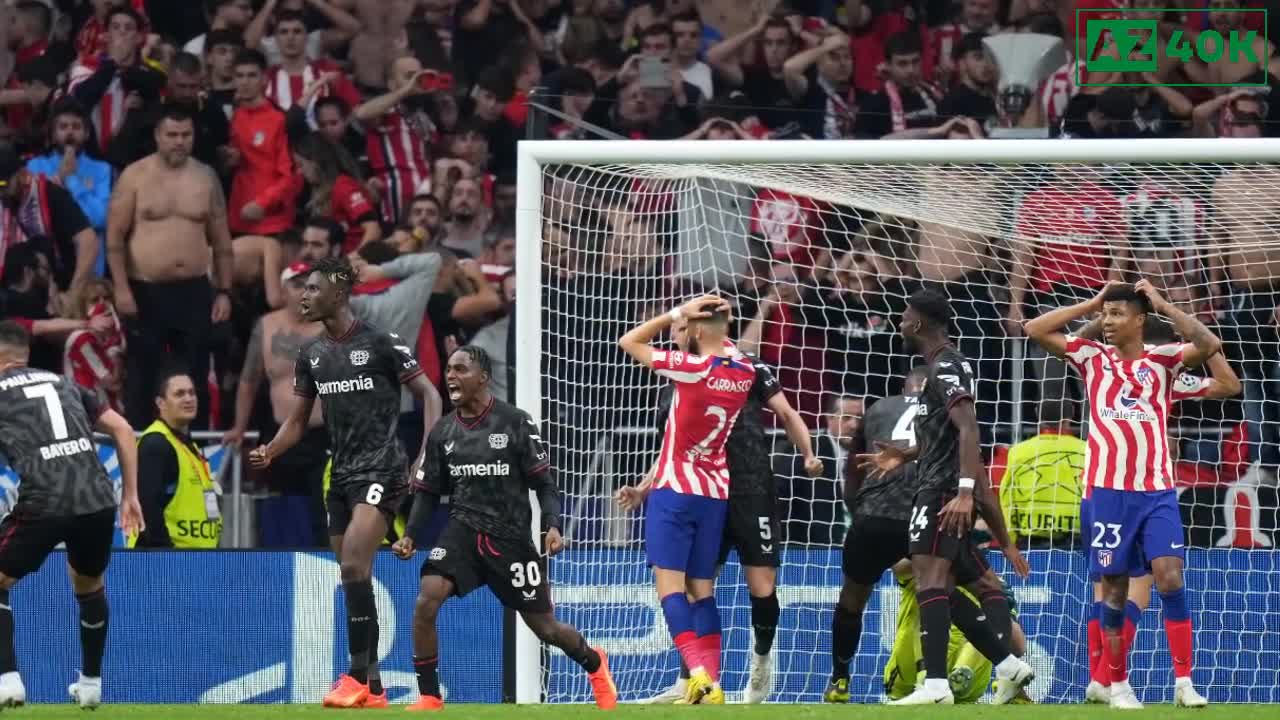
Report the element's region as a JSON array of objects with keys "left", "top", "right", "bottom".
[
  {"left": 228, "top": 49, "right": 298, "bottom": 236},
  {"left": 292, "top": 133, "right": 379, "bottom": 254},
  {"left": 353, "top": 56, "right": 435, "bottom": 224},
  {"left": 264, "top": 10, "right": 361, "bottom": 116},
  {"left": 844, "top": 0, "right": 935, "bottom": 93}
]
